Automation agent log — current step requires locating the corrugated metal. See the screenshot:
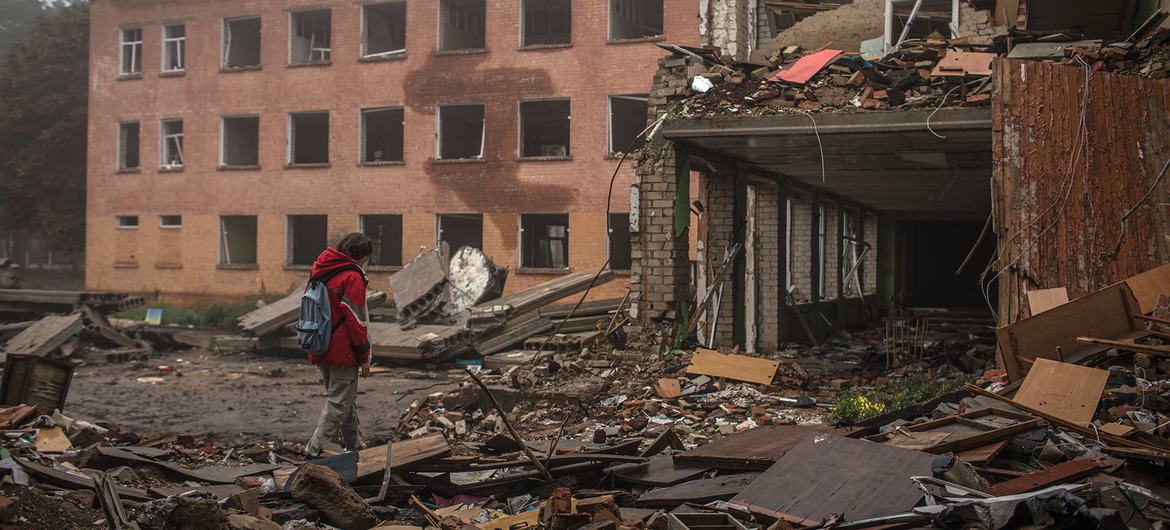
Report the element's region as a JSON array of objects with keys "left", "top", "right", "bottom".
[{"left": 992, "top": 58, "right": 1170, "bottom": 324}]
